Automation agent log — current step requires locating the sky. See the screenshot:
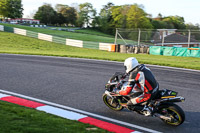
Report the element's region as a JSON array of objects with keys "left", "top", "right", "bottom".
[{"left": 22, "top": 0, "right": 200, "bottom": 25}]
